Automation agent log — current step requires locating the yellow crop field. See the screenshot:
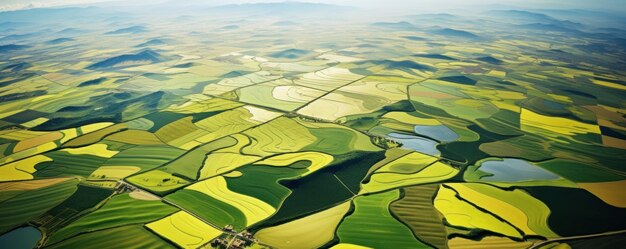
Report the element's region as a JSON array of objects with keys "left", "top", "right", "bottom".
[
  {"left": 63, "top": 123, "right": 127, "bottom": 148},
  {"left": 365, "top": 148, "right": 413, "bottom": 176},
  {"left": 146, "top": 211, "right": 222, "bottom": 249},
  {"left": 202, "top": 84, "right": 238, "bottom": 95},
  {"left": 106, "top": 130, "right": 165, "bottom": 145},
  {"left": 434, "top": 186, "right": 522, "bottom": 238},
  {"left": 90, "top": 166, "right": 141, "bottom": 180},
  {"left": 318, "top": 53, "right": 363, "bottom": 62},
  {"left": 167, "top": 130, "right": 211, "bottom": 150},
  {"left": 193, "top": 107, "right": 262, "bottom": 144},
  {"left": 59, "top": 128, "right": 78, "bottom": 144},
  {"left": 340, "top": 80, "right": 407, "bottom": 102},
  {"left": 0, "top": 155, "right": 52, "bottom": 182},
  {"left": 299, "top": 82, "right": 405, "bottom": 121},
  {"left": 0, "top": 177, "right": 71, "bottom": 191},
  {"left": 222, "top": 171, "right": 243, "bottom": 178},
  {"left": 331, "top": 243, "right": 373, "bottom": 249},
  {"left": 490, "top": 100, "right": 521, "bottom": 113},
  {"left": 79, "top": 122, "right": 114, "bottom": 134},
  {"left": 295, "top": 118, "right": 381, "bottom": 152},
  {"left": 520, "top": 108, "right": 600, "bottom": 135},
  {"left": 461, "top": 183, "right": 557, "bottom": 237},
  {"left": 165, "top": 98, "right": 242, "bottom": 114},
  {"left": 591, "top": 79, "right": 626, "bottom": 91},
  {"left": 199, "top": 153, "right": 261, "bottom": 179},
  {"left": 13, "top": 132, "right": 63, "bottom": 152},
  {"left": 214, "top": 134, "right": 251, "bottom": 154},
  {"left": 187, "top": 176, "right": 275, "bottom": 226},
  {"left": 261, "top": 61, "right": 325, "bottom": 72},
  {"left": 243, "top": 118, "right": 317, "bottom": 156},
  {"left": 272, "top": 85, "right": 324, "bottom": 103},
  {"left": 361, "top": 162, "right": 458, "bottom": 194},
  {"left": 254, "top": 151, "right": 333, "bottom": 176},
  {"left": 382, "top": 112, "right": 441, "bottom": 126},
  {"left": 293, "top": 67, "right": 362, "bottom": 91},
  {"left": 9, "top": 155, "right": 51, "bottom": 174},
  {"left": 447, "top": 183, "right": 534, "bottom": 236},
  {"left": 487, "top": 70, "right": 506, "bottom": 78},
  {"left": 218, "top": 71, "right": 278, "bottom": 88},
  {"left": 203, "top": 71, "right": 279, "bottom": 95},
  {"left": 0, "top": 141, "right": 58, "bottom": 166},
  {"left": 0, "top": 130, "right": 49, "bottom": 141},
  {"left": 242, "top": 106, "right": 282, "bottom": 123},
  {"left": 255, "top": 201, "right": 351, "bottom": 248},
  {"left": 62, "top": 144, "right": 119, "bottom": 158},
  {"left": 155, "top": 117, "right": 200, "bottom": 143},
  {"left": 297, "top": 92, "right": 368, "bottom": 121},
  {"left": 374, "top": 152, "right": 438, "bottom": 174}
]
